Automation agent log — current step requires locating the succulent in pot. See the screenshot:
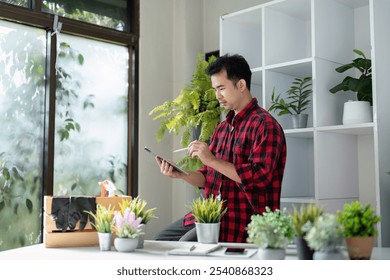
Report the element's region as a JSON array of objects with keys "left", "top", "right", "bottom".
[{"left": 336, "top": 201, "right": 381, "bottom": 259}]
